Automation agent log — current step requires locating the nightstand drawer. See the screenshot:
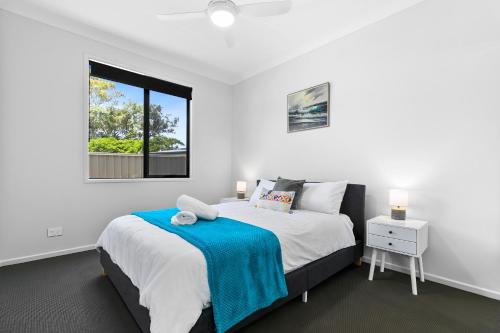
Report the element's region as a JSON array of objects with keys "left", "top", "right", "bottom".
[
  {"left": 367, "top": 234, "right": 417, "bottom": 255},
  {"left": 368, "top": 223, "right": 416, "bottom": 242}
]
